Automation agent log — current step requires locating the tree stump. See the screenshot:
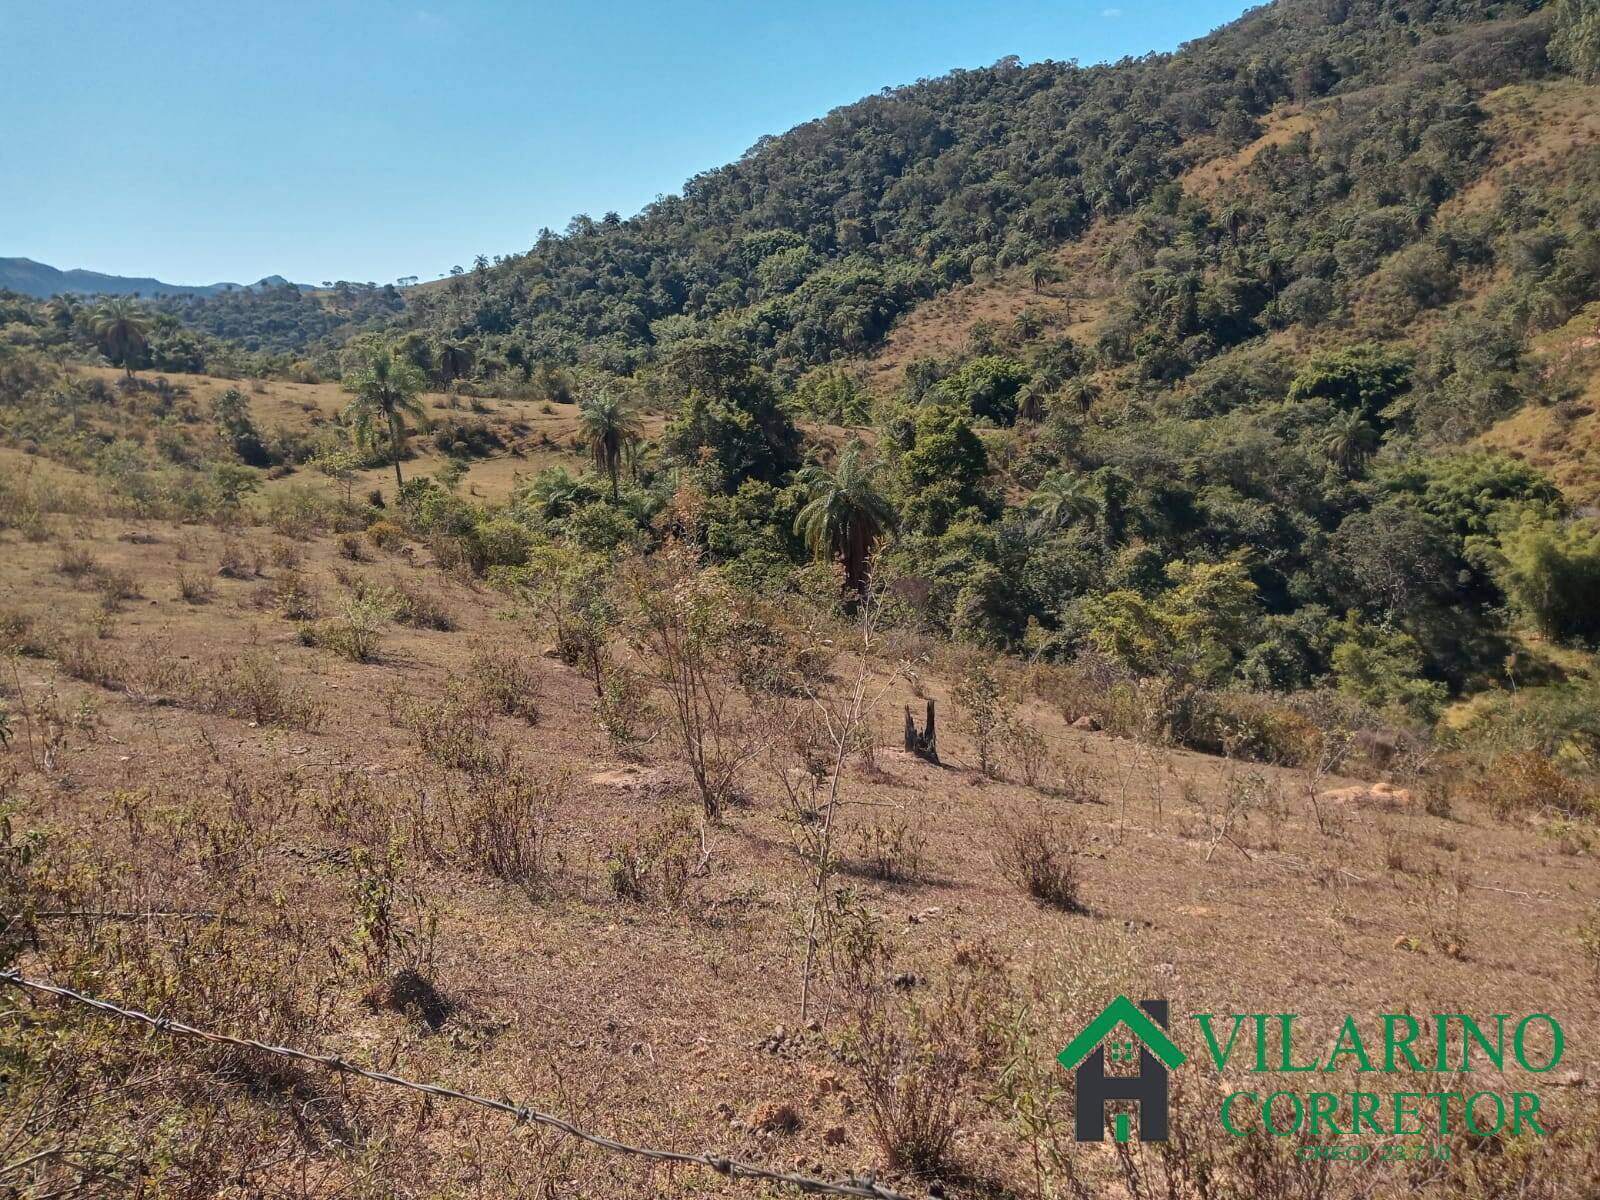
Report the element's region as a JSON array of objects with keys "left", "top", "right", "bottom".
[{"left": 903, "top": 698, "right": 939, "bottom": 765}]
